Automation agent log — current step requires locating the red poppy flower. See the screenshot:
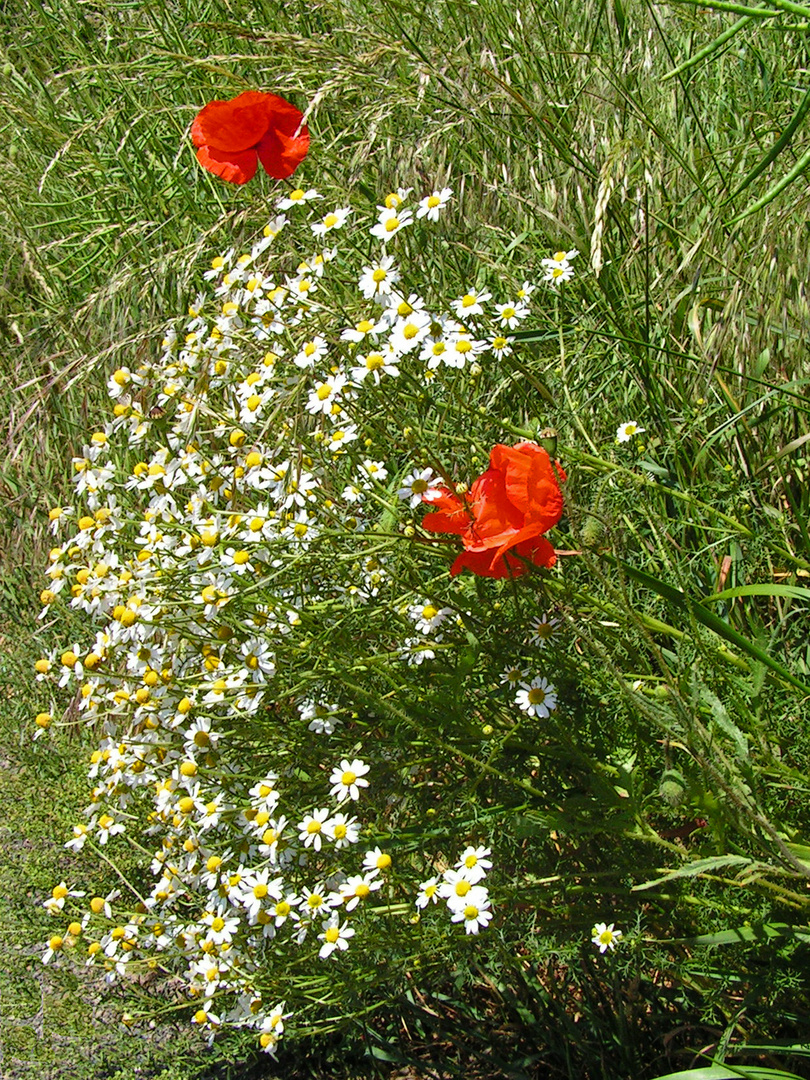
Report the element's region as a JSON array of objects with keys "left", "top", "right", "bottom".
[
  {"left": 421, "top": 442, "right": 566, "bottom": 578},
  {"left": 191, "top": 90, "right": 309, "bottom": 185}
]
